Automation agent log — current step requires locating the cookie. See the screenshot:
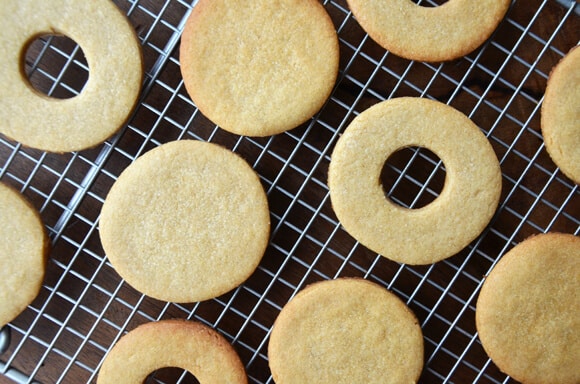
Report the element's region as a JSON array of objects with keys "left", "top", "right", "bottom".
[
  {"left": 328, "top": 97, "right": 502, "bottom": 265},
  {"left": 99, "top": 140, "right": 270, "bottom": 303},
  {"left": 0, "top": 0, "right": 142, "bottom": 152},
  {"left": 268, "top": 278, "right": 424, "bottom": 383},
  {"left": 346, "top": 0, "right": 510, "bottom": 62},
  {"left": 180, "top": 0, "right": 339, "bottom": 137},
  {"left": 541, "top": 45, "right": 580, "bottom": 184},
  {"left": 97, "top": 319, "right": 247, "bottom": 383},
  {"left": 476, "top": 233, "right": 579, "bottom": 384},
  {"left": 0, "top": 183, "right": 49, "bottom": 328}
]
